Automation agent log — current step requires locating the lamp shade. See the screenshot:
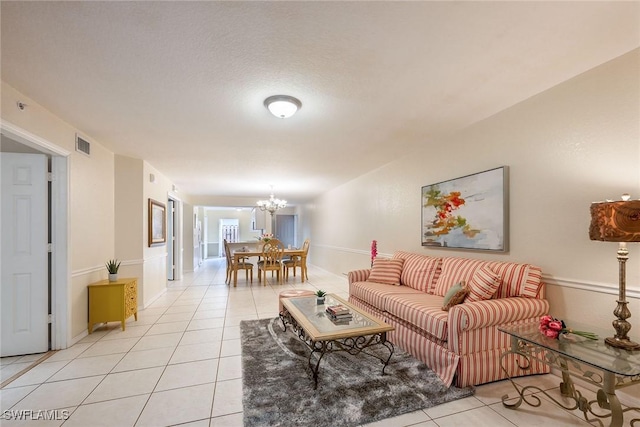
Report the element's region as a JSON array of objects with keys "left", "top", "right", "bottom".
[{"left": 589, "top": 200, "right": 640, "bottom": 242}]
